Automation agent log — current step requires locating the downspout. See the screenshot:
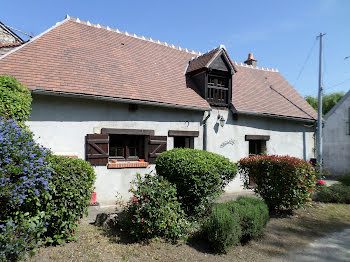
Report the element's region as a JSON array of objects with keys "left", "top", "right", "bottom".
[{"left": 203, "top": 110, "right": 211, "bottom": 151}]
